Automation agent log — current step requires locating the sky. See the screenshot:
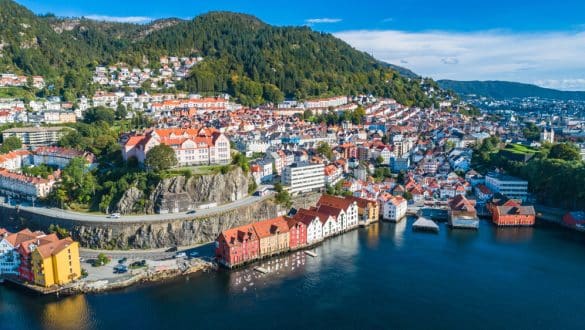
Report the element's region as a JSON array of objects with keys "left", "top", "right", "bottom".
[{"left": 16, "top": 0, "right": 585, "bottom": 90}]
